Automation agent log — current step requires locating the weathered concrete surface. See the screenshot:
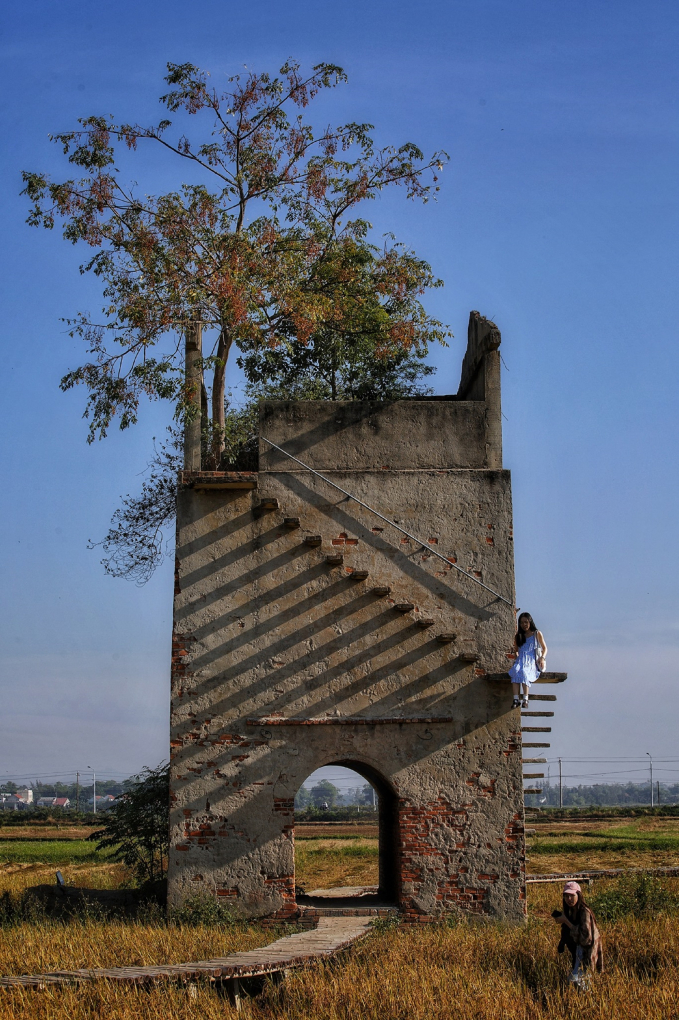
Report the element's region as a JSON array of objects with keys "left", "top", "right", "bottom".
[
  {"left": 260, "top": 399, "right": 489, "bottom": 470},
  {"left": 169, "top": 313, "right": 526, "bottom": 923}
]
